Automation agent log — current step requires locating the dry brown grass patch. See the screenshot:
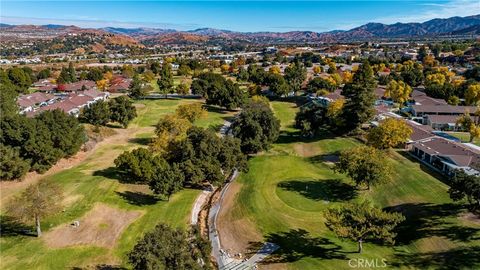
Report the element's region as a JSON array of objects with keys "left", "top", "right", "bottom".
[
  {"left": 44, "top": 203, "right": 142, "bottom": 249},
  {"left": 217, "top": 182, "right": 263, "bottom": 255},
  {"left": 292, "top": 142, "right": 321, "bottom": 158}
]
